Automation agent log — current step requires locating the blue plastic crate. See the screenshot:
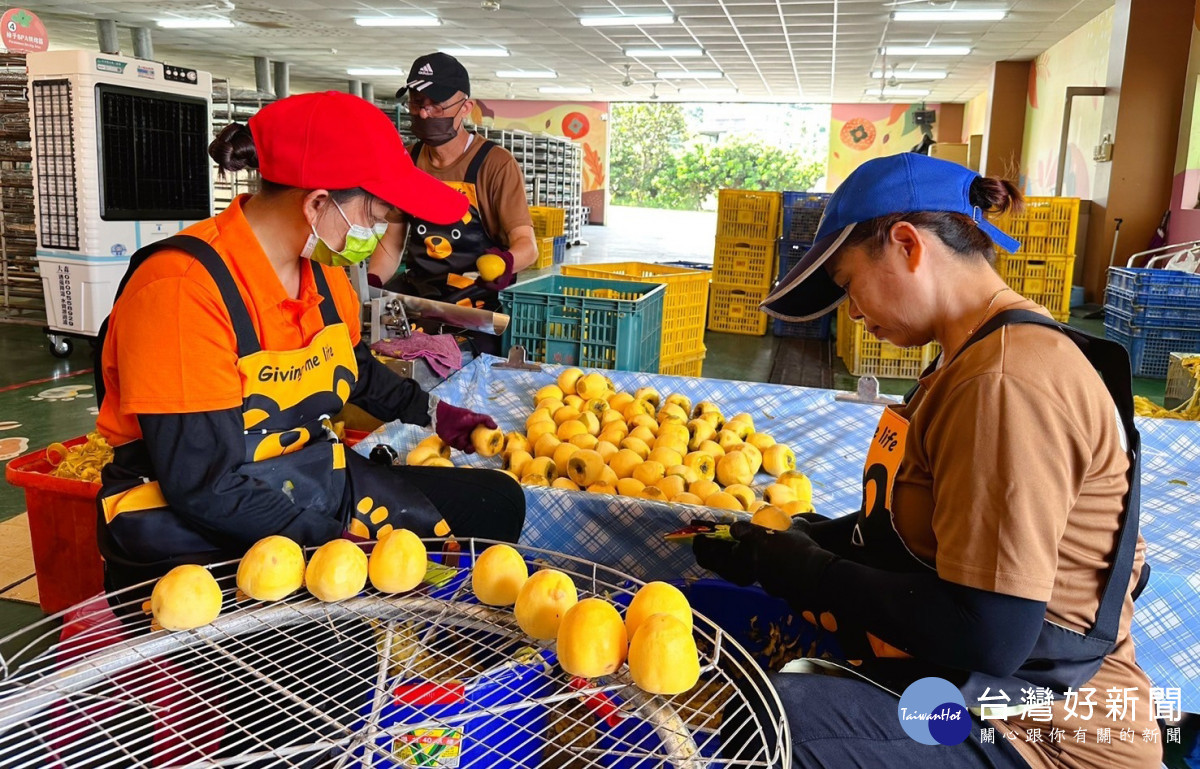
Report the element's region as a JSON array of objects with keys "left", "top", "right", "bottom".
[
  {"left": 777, "top": 240, "right": 814, "bottom": 277},
  {"left": 781, "top": 192, "right": 831, "bottom": 242},
  {"left": 1105, "top": 286, "right": 1200, "bottom": 327},
  {"left": 552, "top": 235, "right": 567, "bottom": 265},
  {"left": 1106, "top": 267, "right": 1200, "bottom": 306},
  {"left": 1105, "top": 310, "right": 1200, "bottom": 378},
  {"left": 773, "top": 314, "right": 832, "bottom": 339},
  {"left": 500, "top": 275, "right": 665, "bottom": 372}
]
